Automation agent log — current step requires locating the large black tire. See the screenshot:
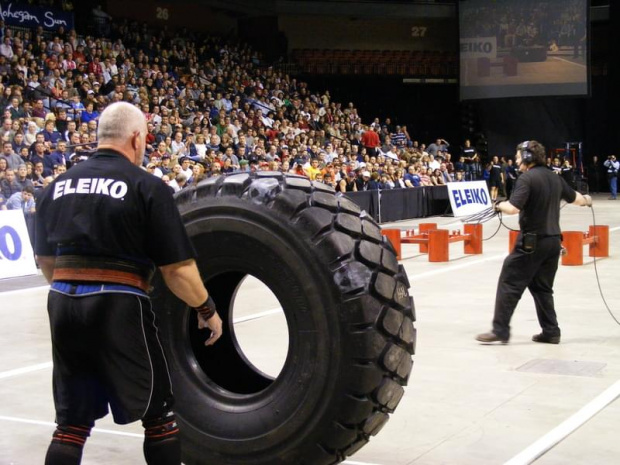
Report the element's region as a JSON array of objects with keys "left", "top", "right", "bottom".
[{"left": 151, "top": 172, "right": 416, "bottom": 465}]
